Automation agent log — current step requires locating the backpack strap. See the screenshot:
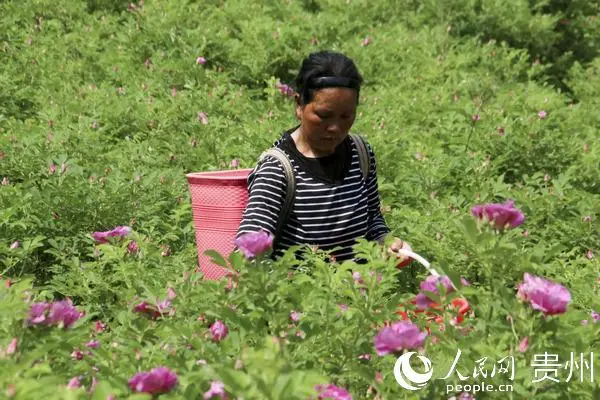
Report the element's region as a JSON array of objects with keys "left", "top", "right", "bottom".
[
  {"left": 349, "top": 134, "right": 370, "bottom": 180},
  {"left": 258, "top": 148, "right": 296, "bottom": 247}
]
